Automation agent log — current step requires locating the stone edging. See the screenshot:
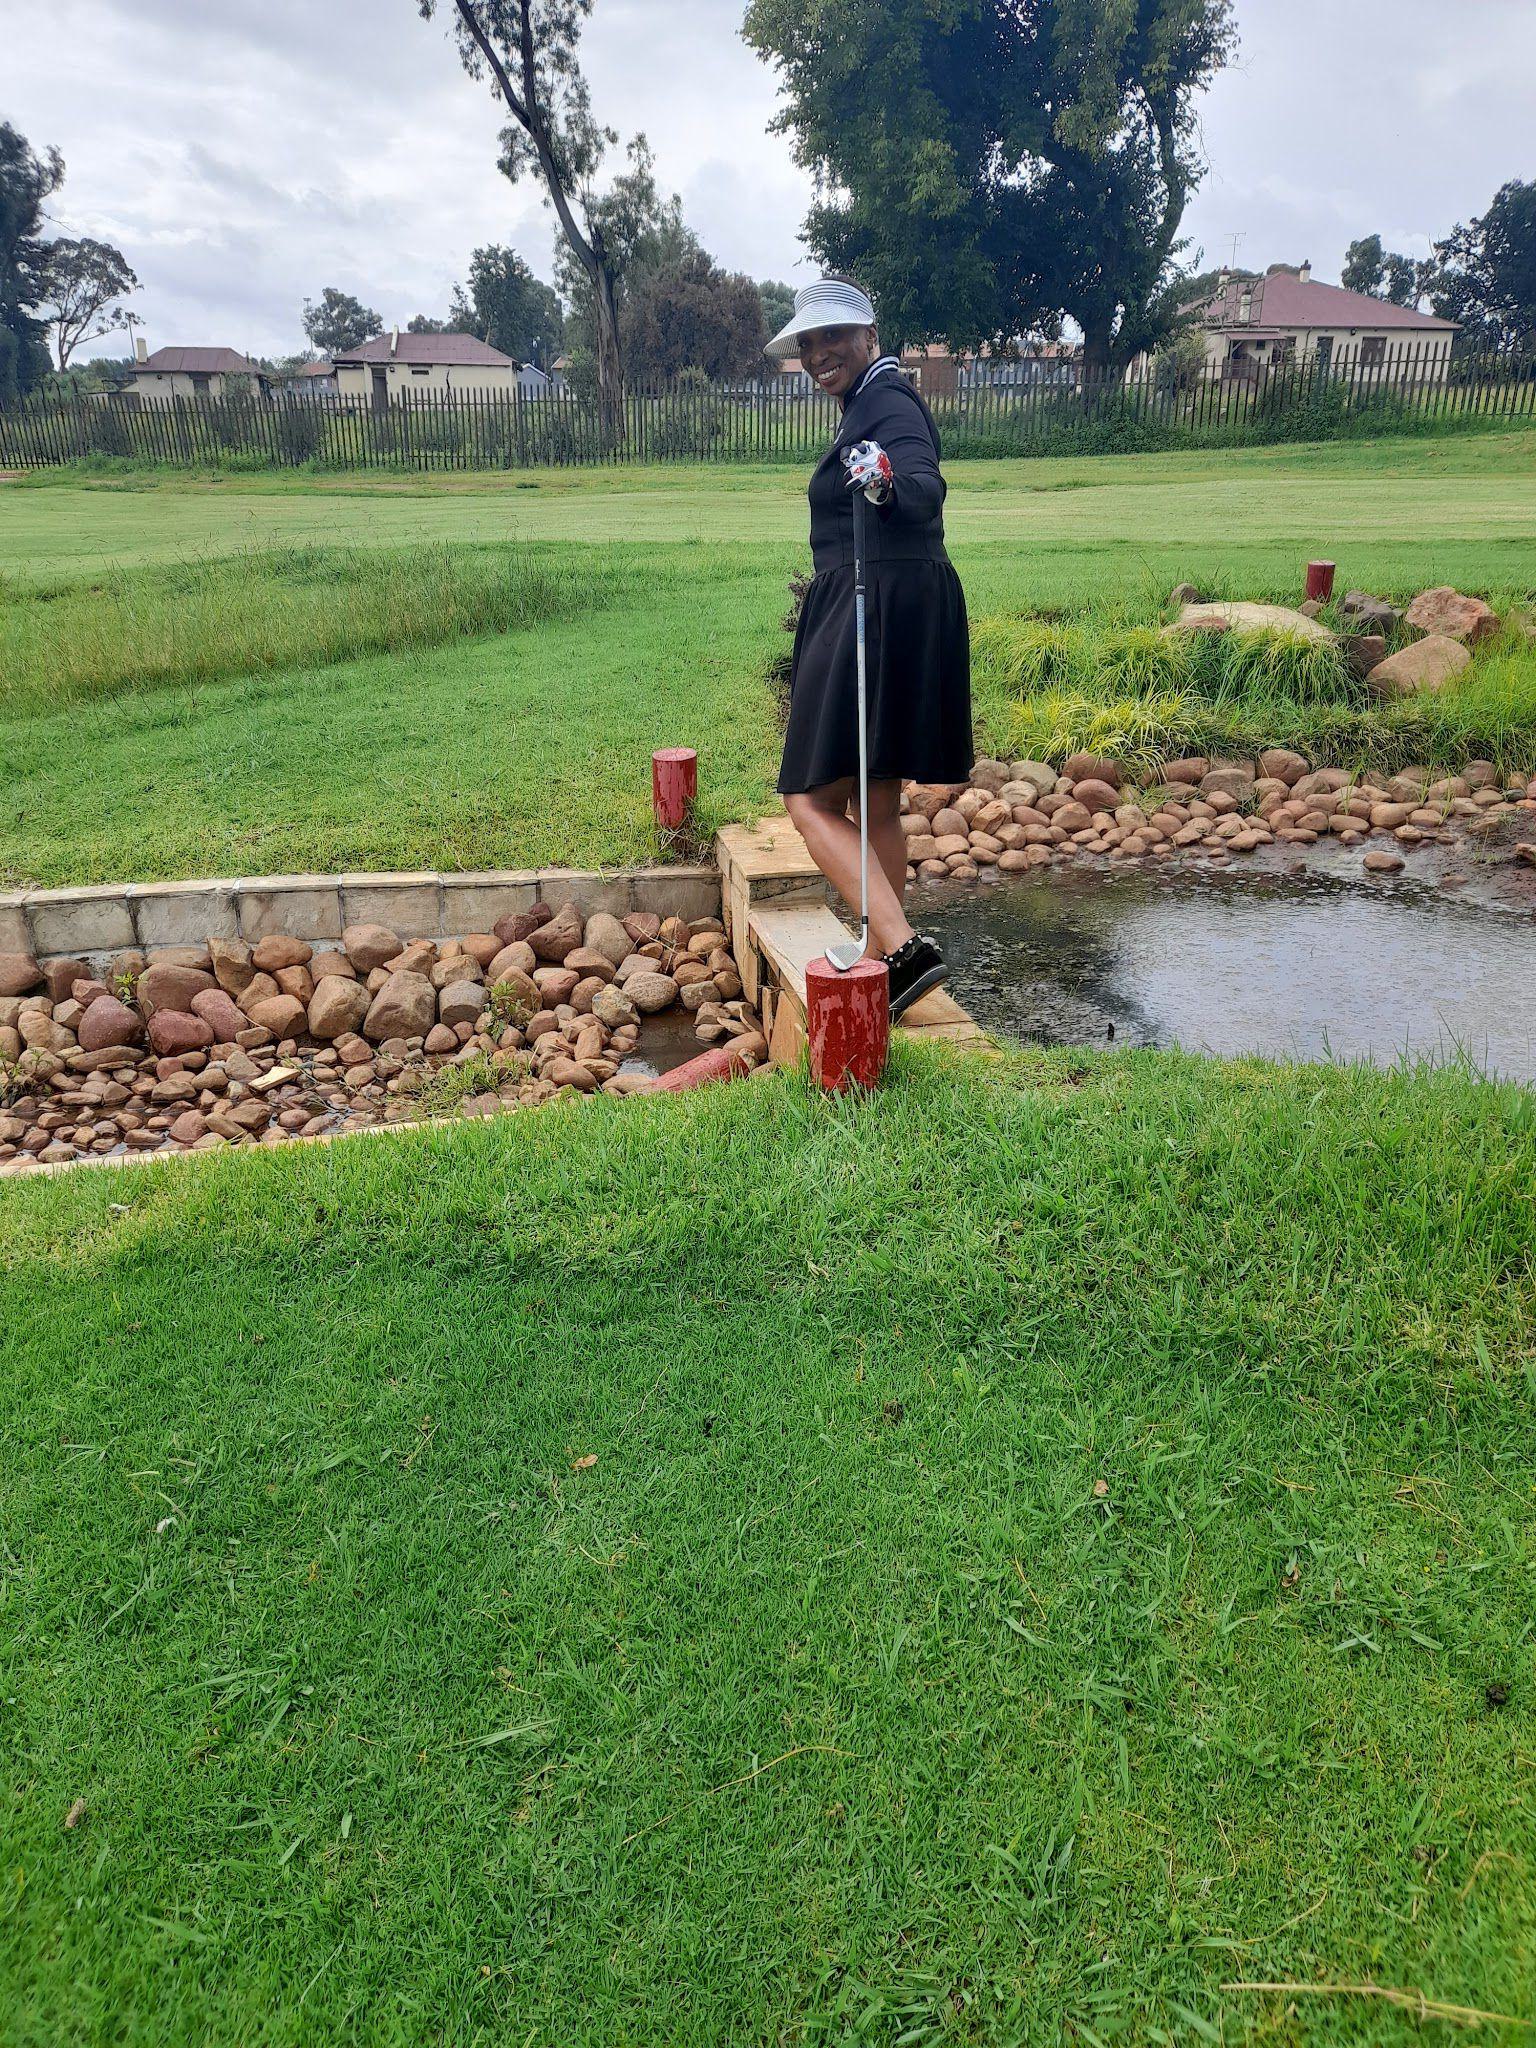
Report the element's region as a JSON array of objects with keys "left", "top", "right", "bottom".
[{"left": 0, "top": 865, "right": 720, "bottom": 961}]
